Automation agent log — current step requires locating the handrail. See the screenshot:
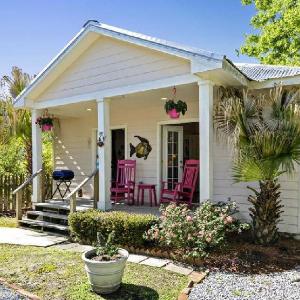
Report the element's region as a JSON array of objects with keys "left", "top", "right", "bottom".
[
  {"left": 13, "top": 168, "right": 43, "bottom": 221},
  {"left": 12, "top": 168, "right": 43, "bottom": 195},
  {"left": 66, "top": 168, "right": 99, "bottom": 213}
]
